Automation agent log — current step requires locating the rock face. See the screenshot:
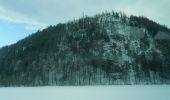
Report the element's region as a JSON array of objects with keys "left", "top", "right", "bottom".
[{"left": 0, "top": 12, "right": 170, "bottom": 86}]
